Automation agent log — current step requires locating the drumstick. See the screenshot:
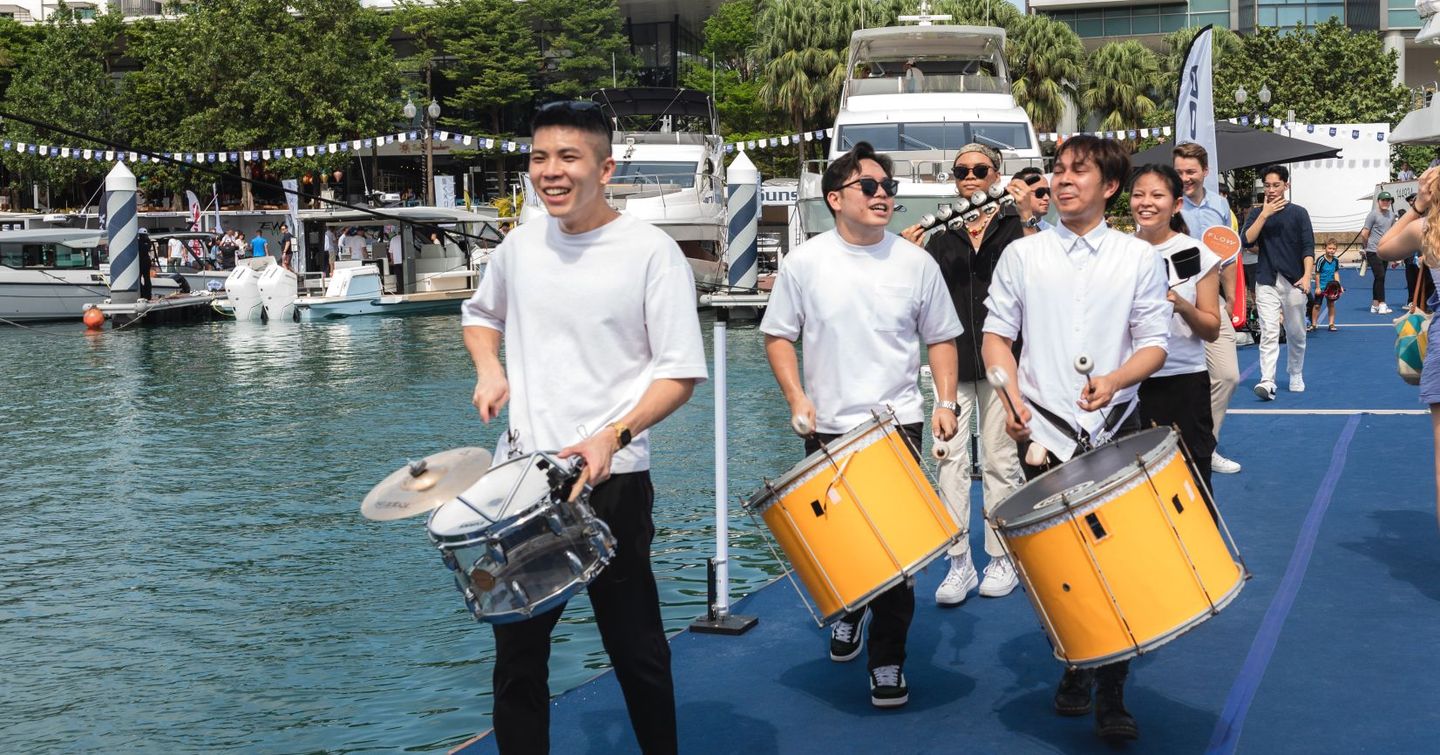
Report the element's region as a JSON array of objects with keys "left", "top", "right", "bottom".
[
  {"left": 985, "top": 366, "right": 1021, "bottom": 425},
  {"left": 932, "top": 439, "right": 948, "bottom": 460},
  {"left": 791, "top": 414, "right": 813, "bottom": 437},
  {"left": 566, "top": 463, "right": 590, "bottom": 502}
]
